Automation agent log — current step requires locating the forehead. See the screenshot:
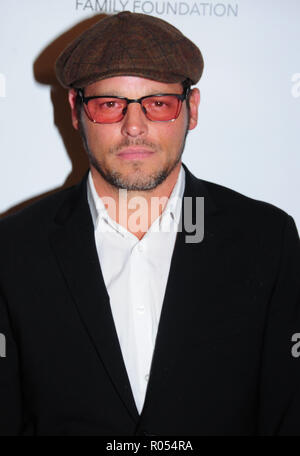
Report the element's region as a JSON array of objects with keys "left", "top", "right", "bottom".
[{"left": 84, "top": 76, "right": 183, "bottom": 96}]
